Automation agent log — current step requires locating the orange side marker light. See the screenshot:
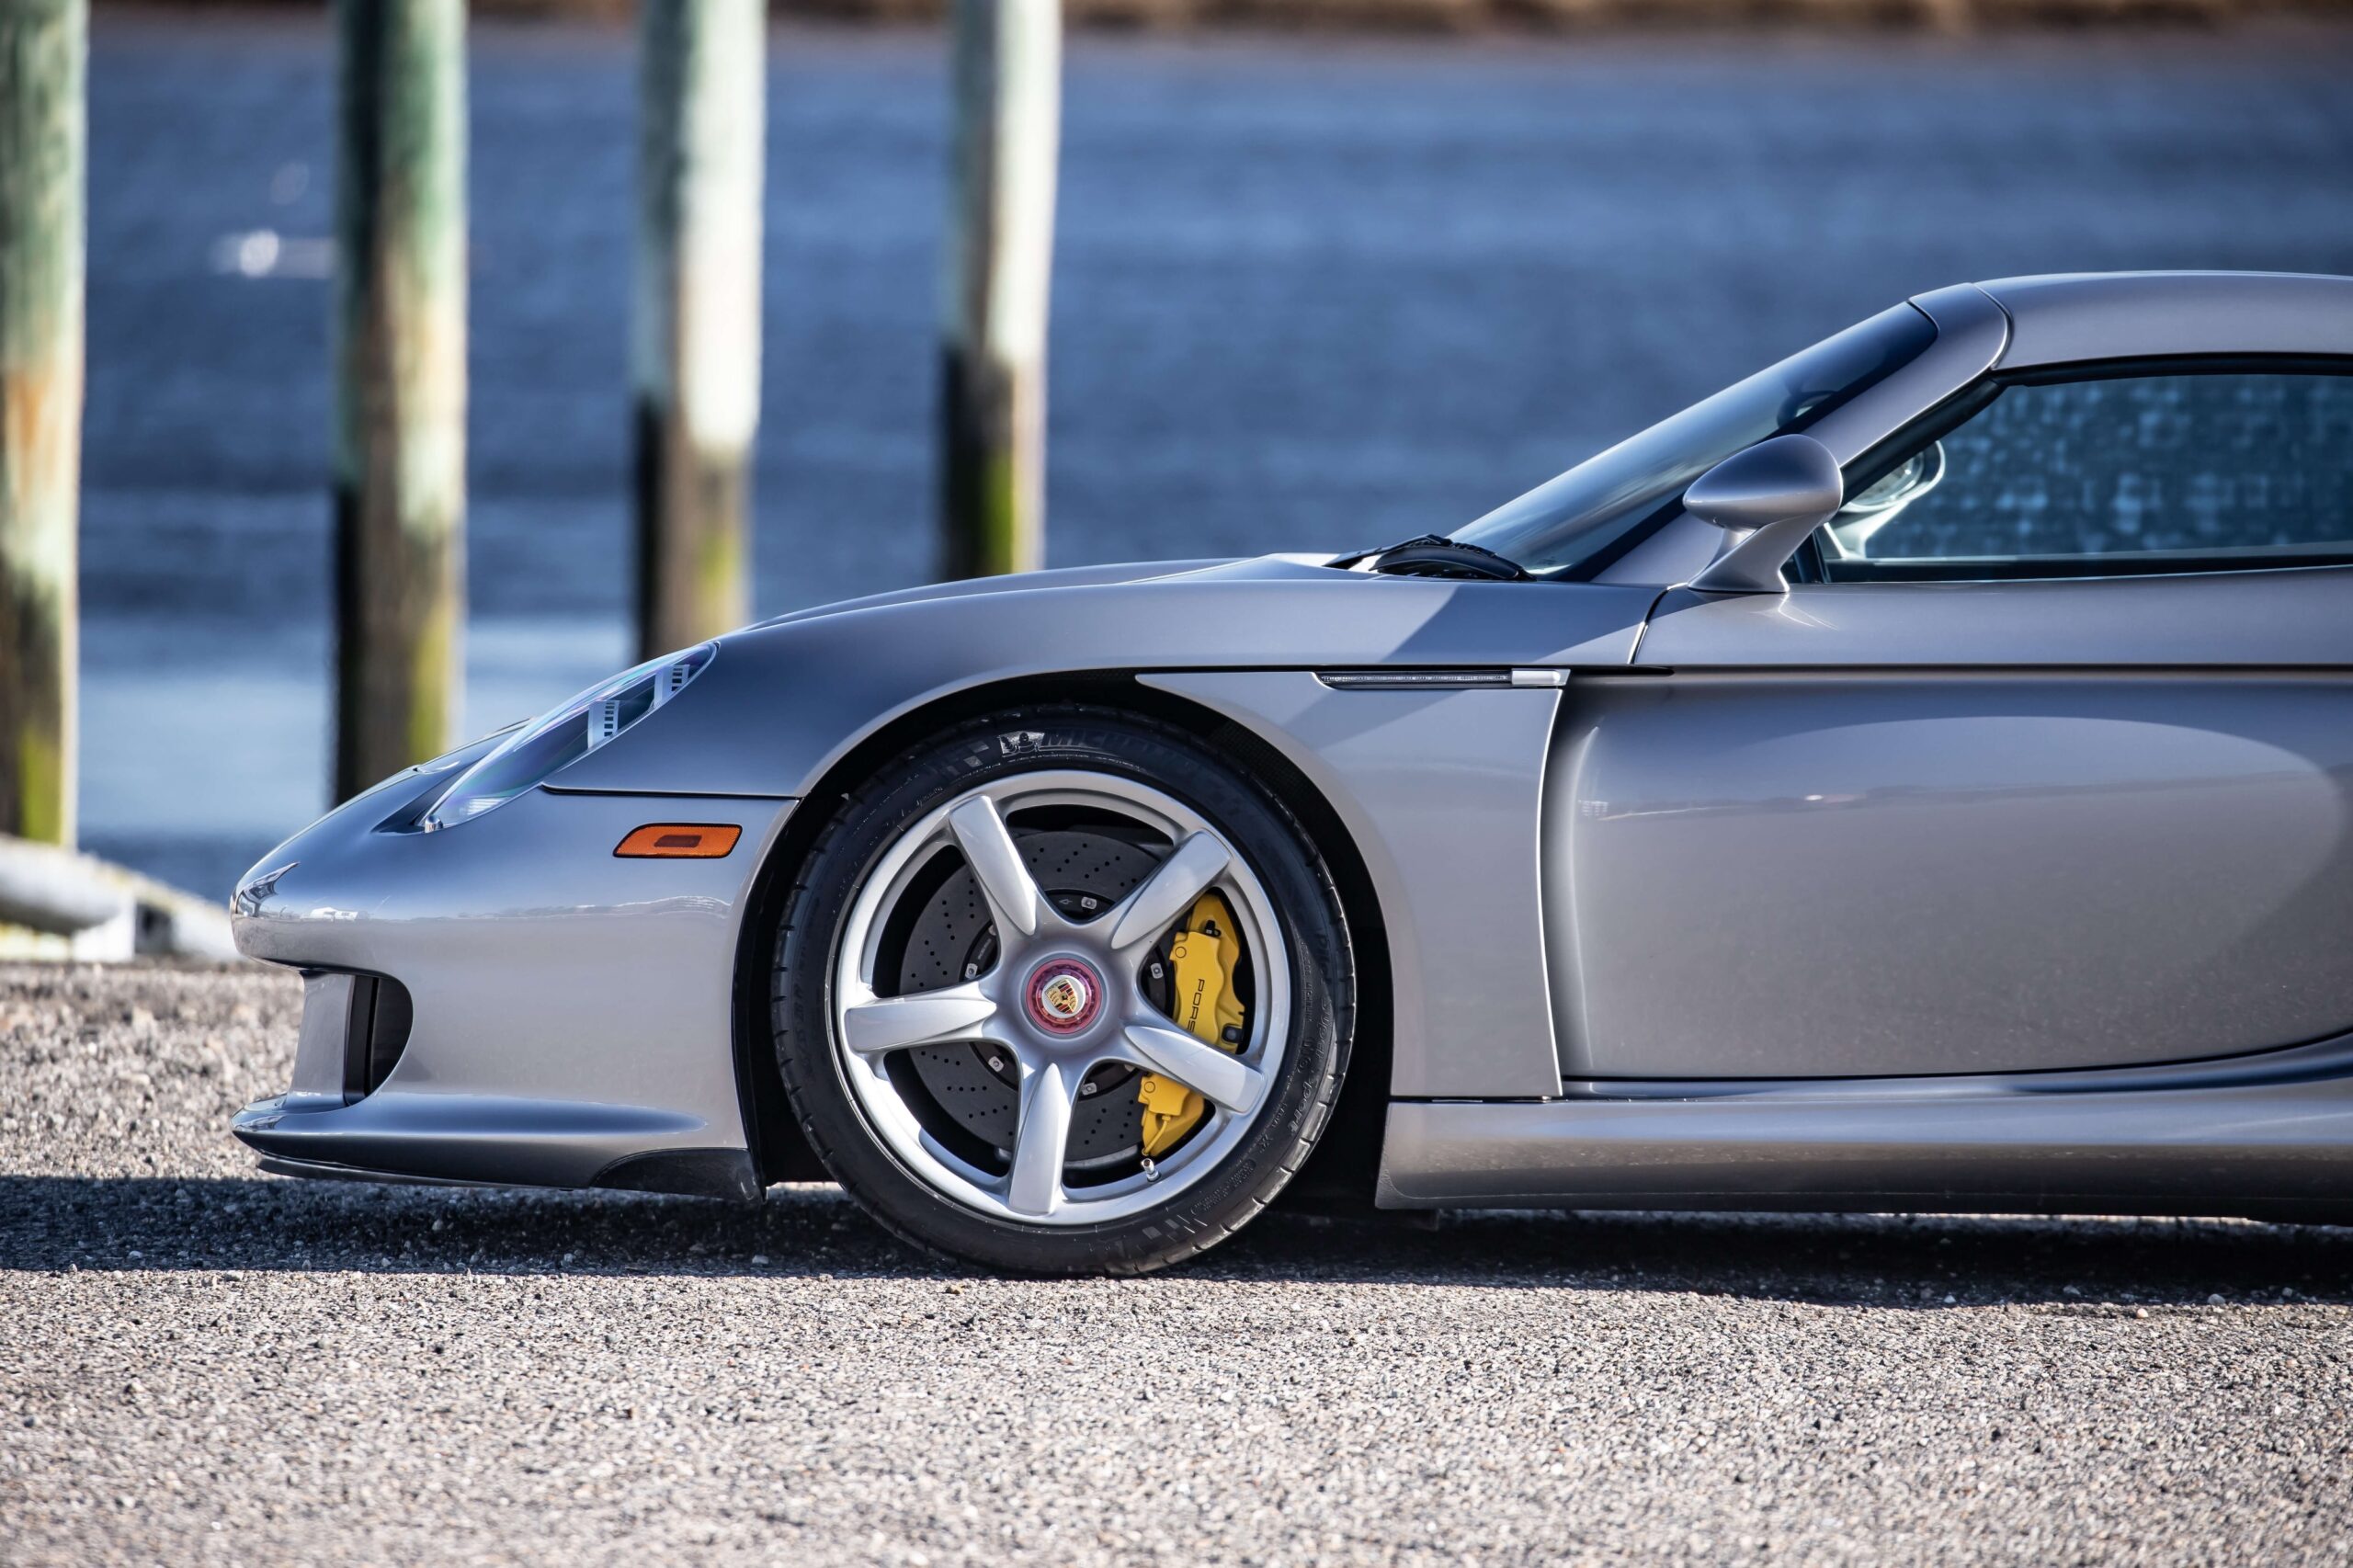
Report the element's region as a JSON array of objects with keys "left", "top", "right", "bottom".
[{"left": 615, "top": 824, "right": 743, "bottom": 859}]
